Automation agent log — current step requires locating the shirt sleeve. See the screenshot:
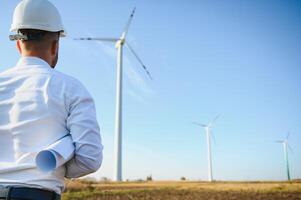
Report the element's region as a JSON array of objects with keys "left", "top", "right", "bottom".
[{"left": 64, "top": 80, "right": 103, "bottom": 178}]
